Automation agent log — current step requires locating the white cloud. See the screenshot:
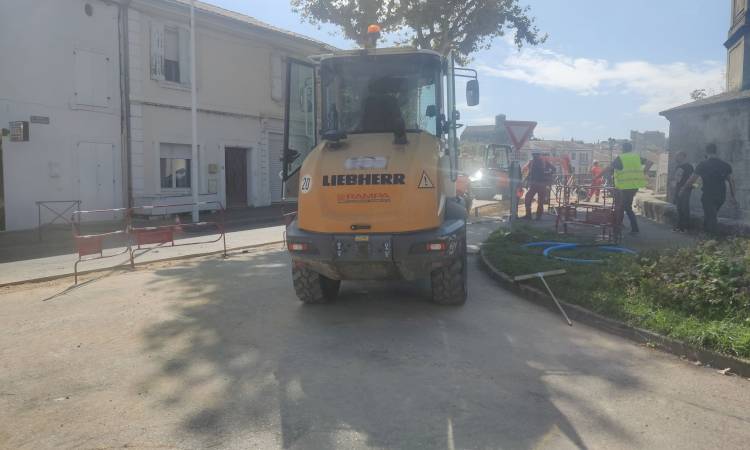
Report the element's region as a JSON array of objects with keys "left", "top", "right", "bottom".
[{"left": 480, "top": 46, "right": 725, "bottom": 113}]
